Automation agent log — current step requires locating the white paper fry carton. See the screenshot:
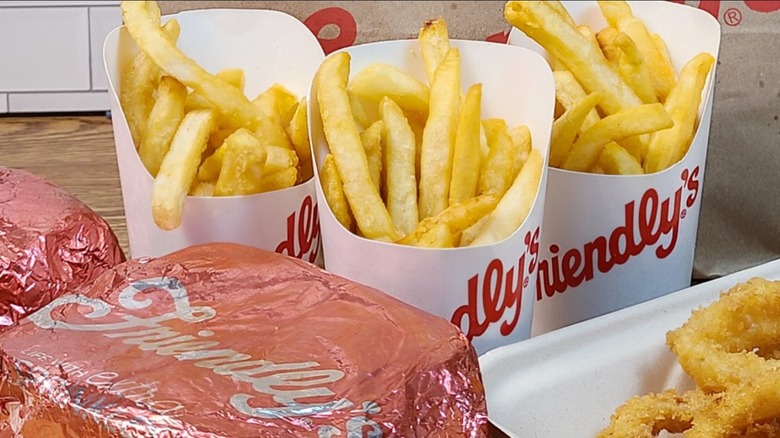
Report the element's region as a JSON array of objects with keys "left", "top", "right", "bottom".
[
  {"left": 507, "top": 1, "right": 721, "bottom": 335},
  {"left": 104, "top": 9, "right": 324, "bottom": 262},
  {"left": 479, "top": 259, "right": 780, "bottom": 437},
  {"left": 309, "top": 39, "right": 555, "bottom": 355}
]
